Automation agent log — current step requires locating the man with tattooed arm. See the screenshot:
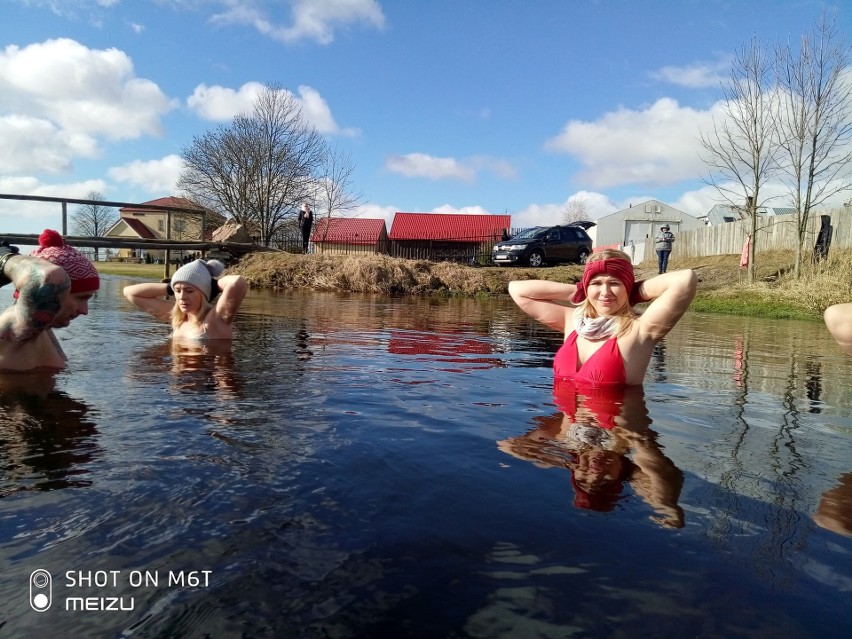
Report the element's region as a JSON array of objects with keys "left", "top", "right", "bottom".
[{"left": 0, "top": 230, "right": 99, "bottom": 371}]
